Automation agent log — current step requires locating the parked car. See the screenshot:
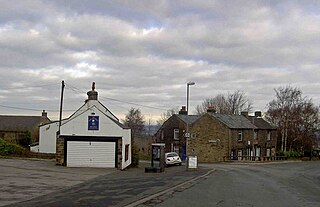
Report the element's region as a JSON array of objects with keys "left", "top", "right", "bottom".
[{"left": 165, "top": 152, "right": 182, "bottom": 166}]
